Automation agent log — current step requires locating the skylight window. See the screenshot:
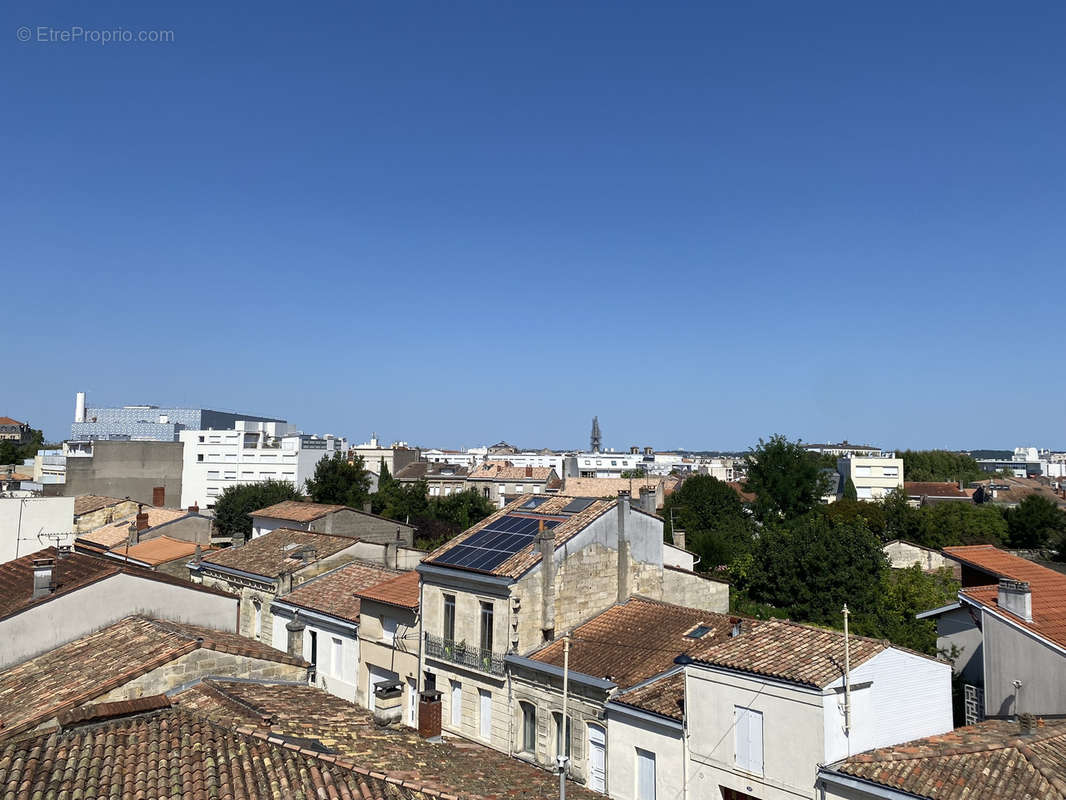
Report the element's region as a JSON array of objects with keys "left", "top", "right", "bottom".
[{"left": 685, "top": 624, "right": 713, "bottom": 639}]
